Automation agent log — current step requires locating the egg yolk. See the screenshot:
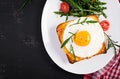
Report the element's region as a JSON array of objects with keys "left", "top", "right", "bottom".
[{"left": 74, "top": 31, "right": 91, "bottom": 46}]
